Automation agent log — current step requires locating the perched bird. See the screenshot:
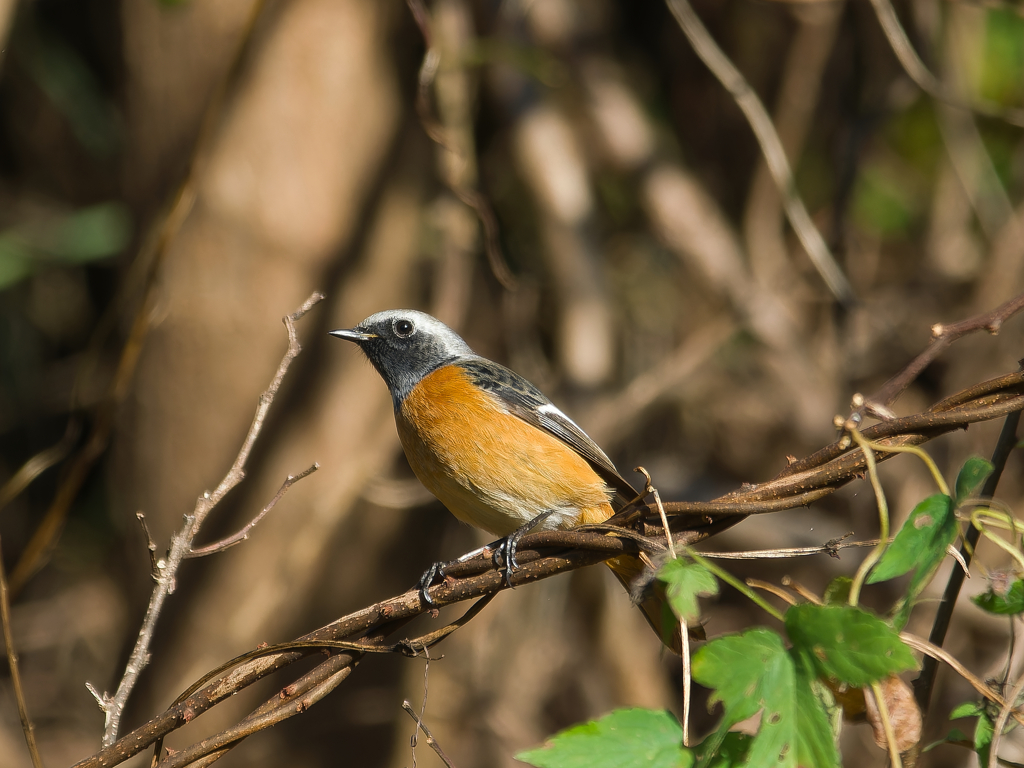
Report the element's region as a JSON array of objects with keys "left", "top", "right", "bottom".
[{"left": 331, "top": 309, "right": 674, "bottom": 647}]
